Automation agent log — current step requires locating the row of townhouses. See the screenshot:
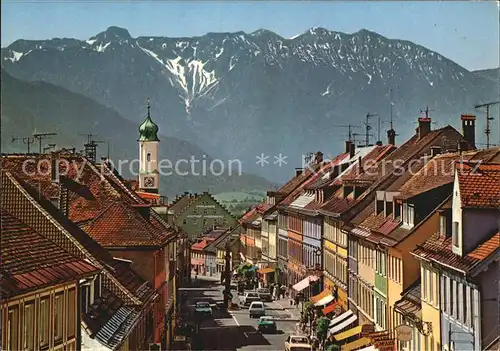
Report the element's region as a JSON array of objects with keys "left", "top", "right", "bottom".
[
  {"left": 1, "top": 103, "right": 191, "bottom": 350},
  {"left": 239, "top": 113, "right": 499, "bottom": 351}
]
